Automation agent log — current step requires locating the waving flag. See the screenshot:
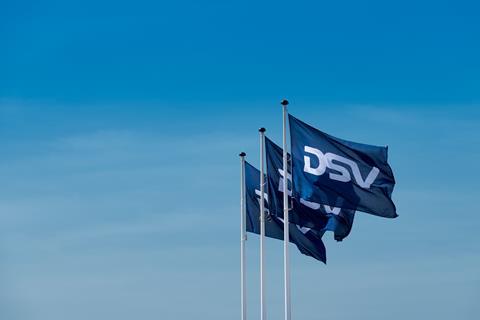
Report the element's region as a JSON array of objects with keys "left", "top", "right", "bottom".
[
  {"left": 265, "top": 137, "right": 355, "bottom": 241},
  {"left": 289, "top": 114, "right": 397, "bottom": 218},
  {"left": 245, "top": 161, "right": 326, "bottom": 263}
]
